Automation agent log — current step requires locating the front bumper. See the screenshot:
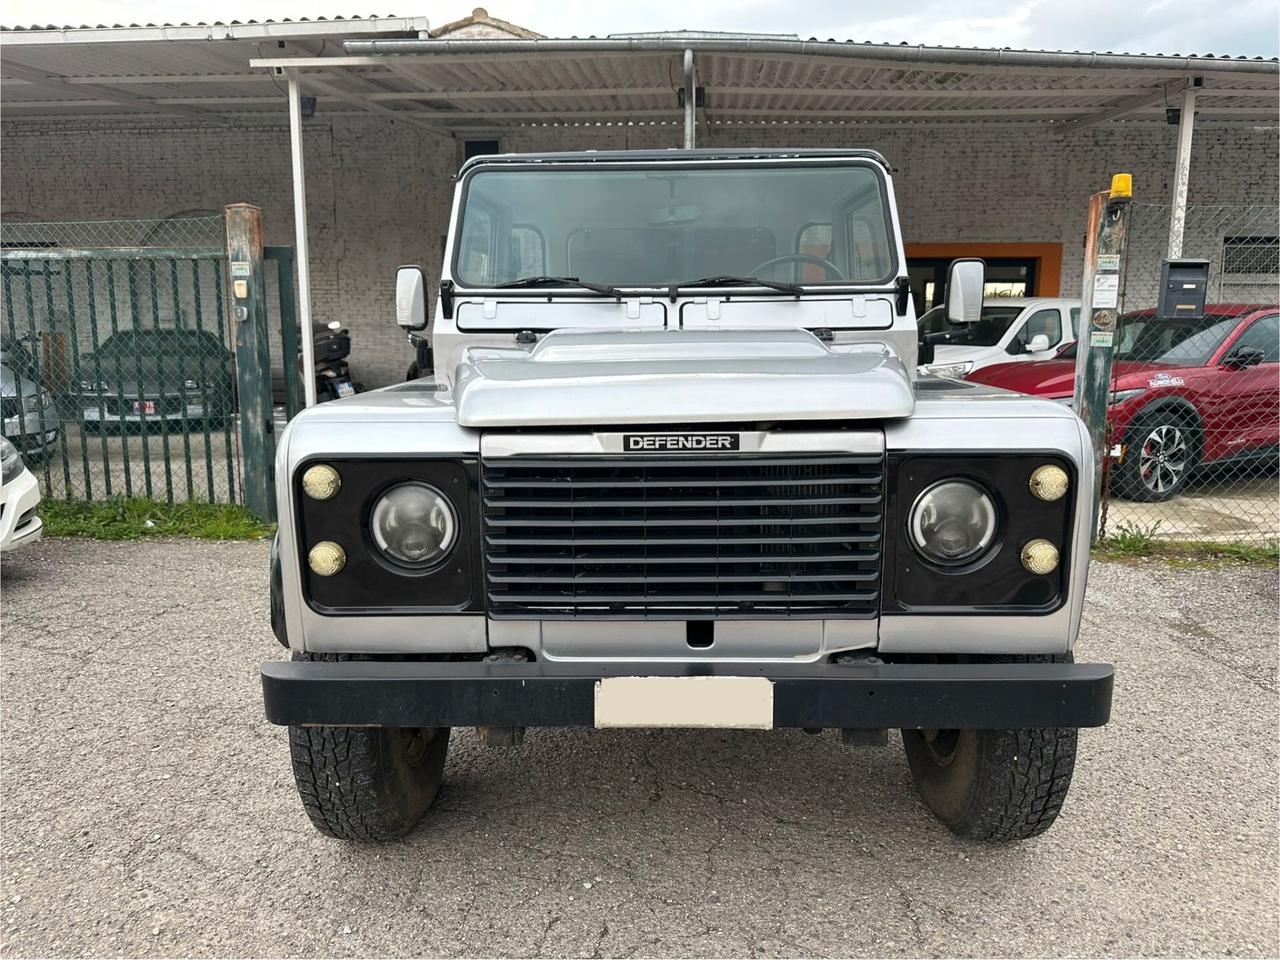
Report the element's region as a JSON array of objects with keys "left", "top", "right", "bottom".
[
  {"left": 81, "top": 399, "right": 221, "bottom": 424},
  {"left": 261, "top": 659, "right": 1114, "bottom": 730},
  {"left": 3, "top": 412, "right": 59, "bottom": 455},
  {"left": 0, "top": 467, "right": 43, "bottom": 552}
]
